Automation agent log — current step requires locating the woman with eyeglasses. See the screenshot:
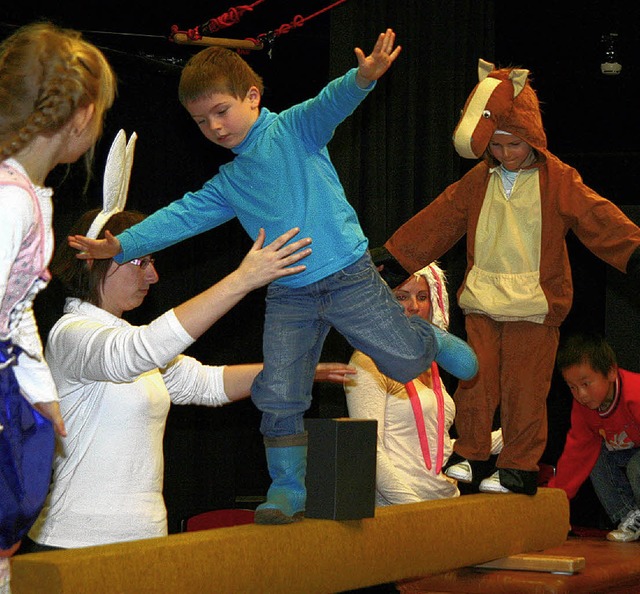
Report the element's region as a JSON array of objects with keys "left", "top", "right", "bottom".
[{"left": 23, "top": 207, "right": 354, "bottom": 551}]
